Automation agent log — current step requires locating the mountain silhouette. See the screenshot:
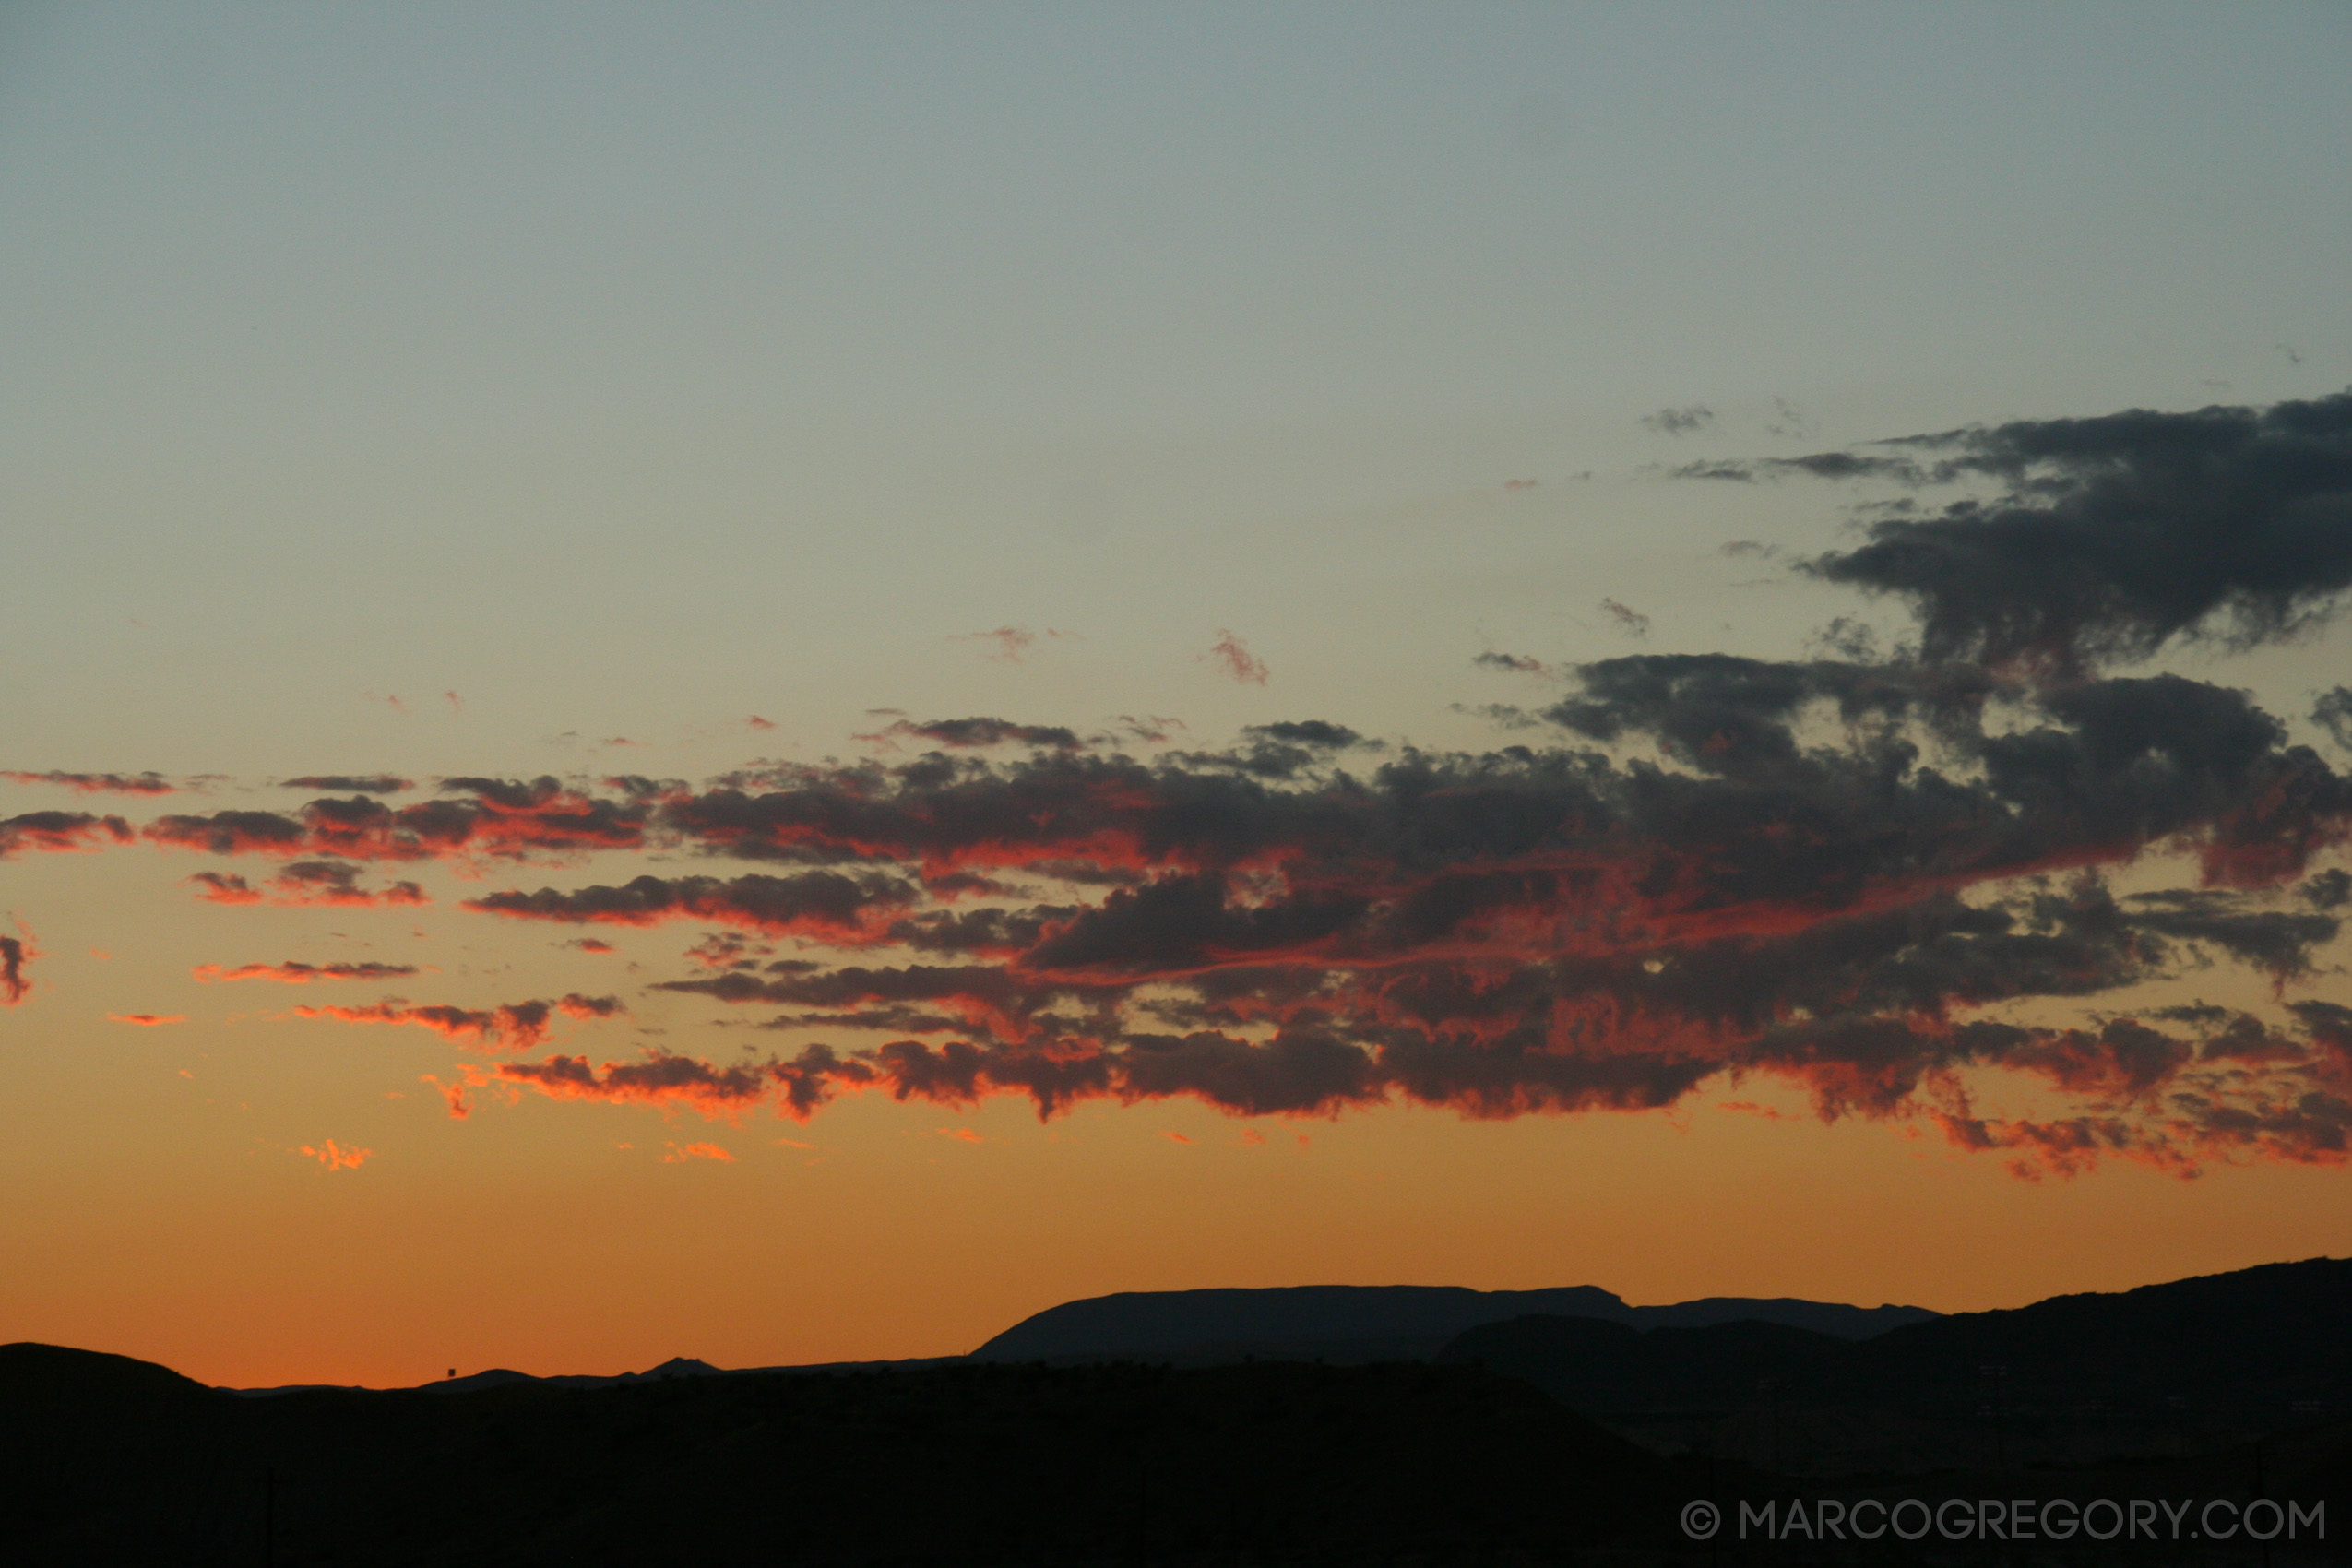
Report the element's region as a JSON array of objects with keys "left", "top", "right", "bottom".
[
  {"left": 1441, "top": 1255, "right": 2352, "bottom": 1475},
  {"left": 971, "top": 1282, "right": 1935, "bottom": 1364}
]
